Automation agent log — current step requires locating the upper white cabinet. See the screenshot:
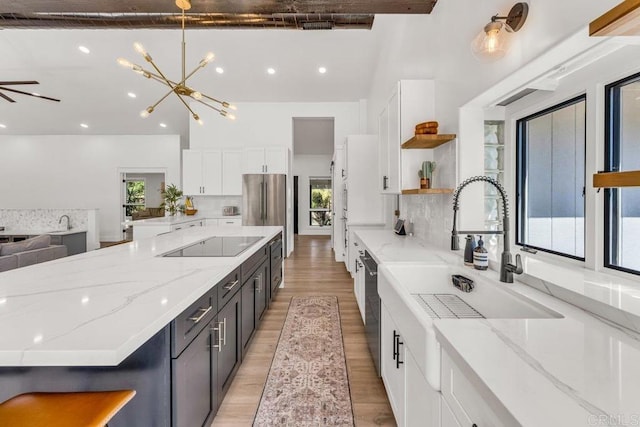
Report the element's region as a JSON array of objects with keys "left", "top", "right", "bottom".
[
  {"left": 221, "top": 150, "right": 243, "bottom": 195},
  {"left": 378, "top": 80, "right": 436, "bottom": 194},
  {"left": 183, "top": 149, "right": 241, "bottom": 196},
  {"left": 183, "top": 150, "right": 222, "bottom": 195},
  {"left": 243, "top": 146, "right": 288, "bottom": 174}
]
